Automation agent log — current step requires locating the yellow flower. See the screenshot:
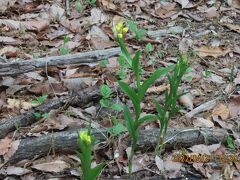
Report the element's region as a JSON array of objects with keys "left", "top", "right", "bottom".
[
  {"left": 79, "top": 131, "right": 91, "bottom": 144},
  {"left": 117, "top": 33, "right": 123, "bottom": 39},
  {"left": 116, "top": 22, "right": 123, "bottom": 33},
  {"left": 122, "top": 27, "right": 128, "bottom": 34}
]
